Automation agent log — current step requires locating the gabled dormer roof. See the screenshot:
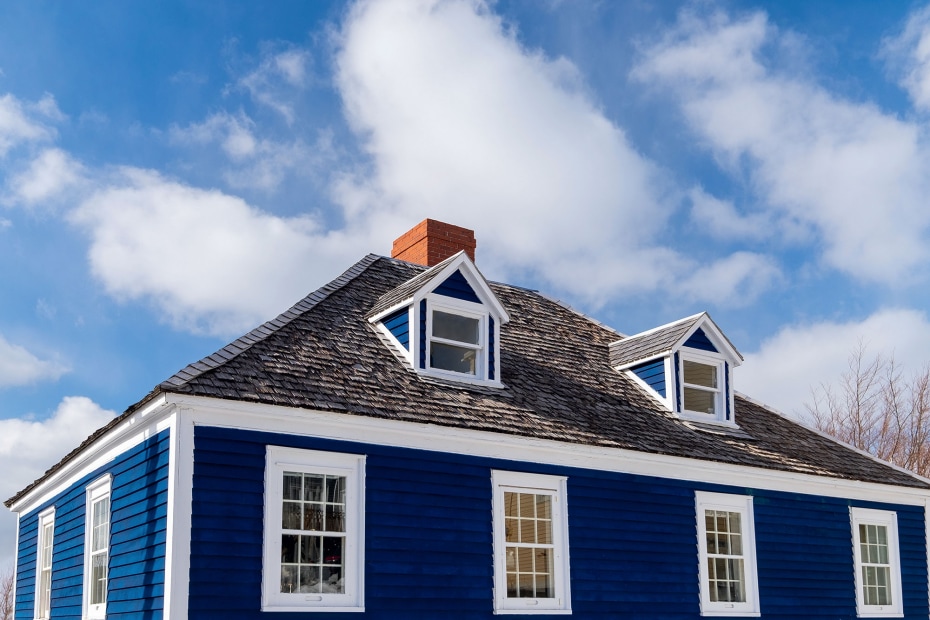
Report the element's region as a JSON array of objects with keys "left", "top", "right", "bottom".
[
  {"left": 609, "top": 312, "right": 742, "bottom": 369},
  {"left": 367, "top": 250, "right": 509, "bottom": 324}
]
